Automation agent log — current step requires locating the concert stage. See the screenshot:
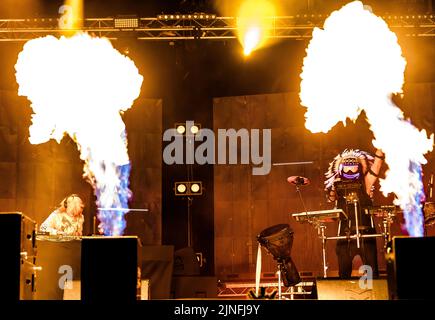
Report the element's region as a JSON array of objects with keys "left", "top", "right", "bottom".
[{"left": 1, "top": 0, "right": 435, "bottom": 305}]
